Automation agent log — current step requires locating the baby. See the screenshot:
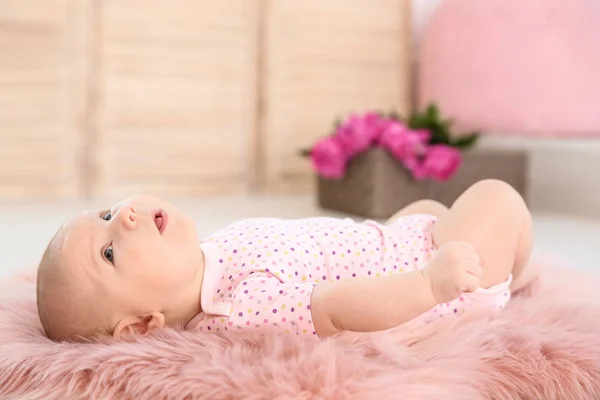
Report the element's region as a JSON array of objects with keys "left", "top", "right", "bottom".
[{"left": 36, "top": 179, "right": 535, "bottom": 342}]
